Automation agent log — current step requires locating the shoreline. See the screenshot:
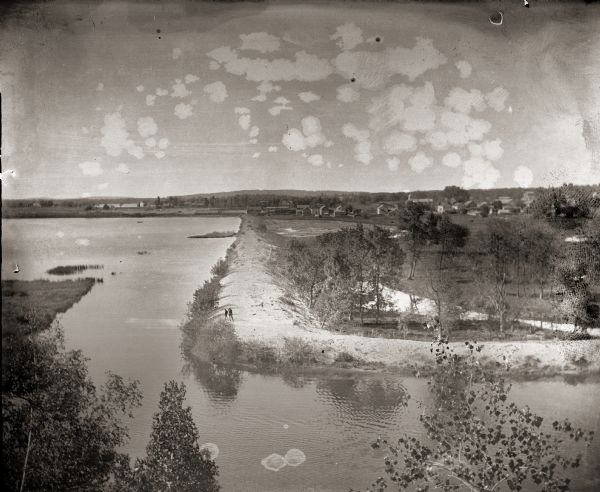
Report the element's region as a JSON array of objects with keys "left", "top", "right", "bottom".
[{"left": 211, "top": 215, "right": 600, "bottom": 377}]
